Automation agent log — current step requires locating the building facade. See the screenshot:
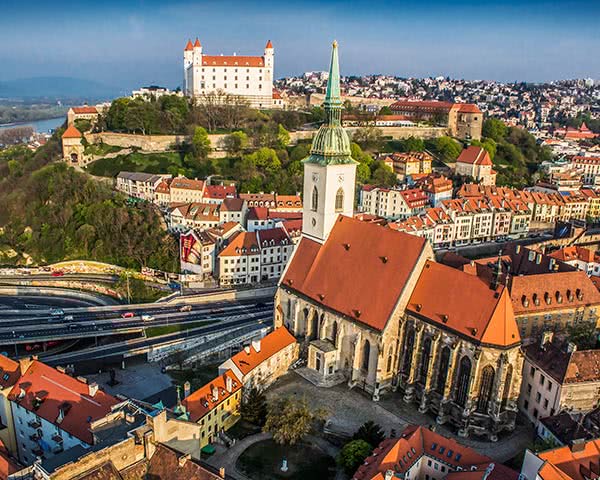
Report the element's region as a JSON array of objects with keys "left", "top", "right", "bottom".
[{"left": 183, "top": 39, "right": 275, "bottom": 109}]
